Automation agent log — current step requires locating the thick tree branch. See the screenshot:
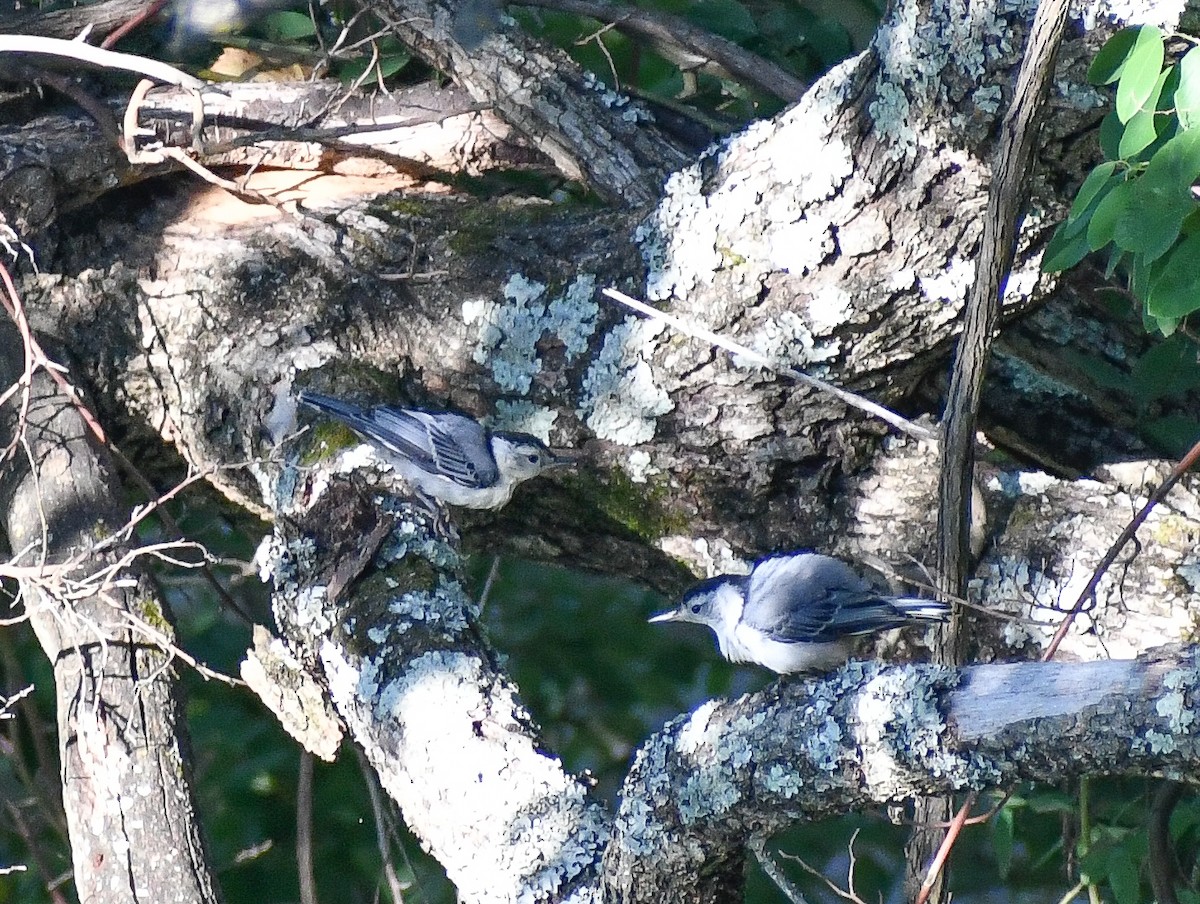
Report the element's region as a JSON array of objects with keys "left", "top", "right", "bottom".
[
  {"left": 604, "top": 648, "right": 1200, "bottom": 900},
  {"left": 258, "top": 458, "right": 1200, "bottom": 901},
  {"left": 262, "top": 473, "right": 608, "bottom": 902},
  {"left": 368, "top": 0, "right": 691, "bottom": 205},
  {"left": 0, "top": 323, "right": 220, "bottom": 904}
]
